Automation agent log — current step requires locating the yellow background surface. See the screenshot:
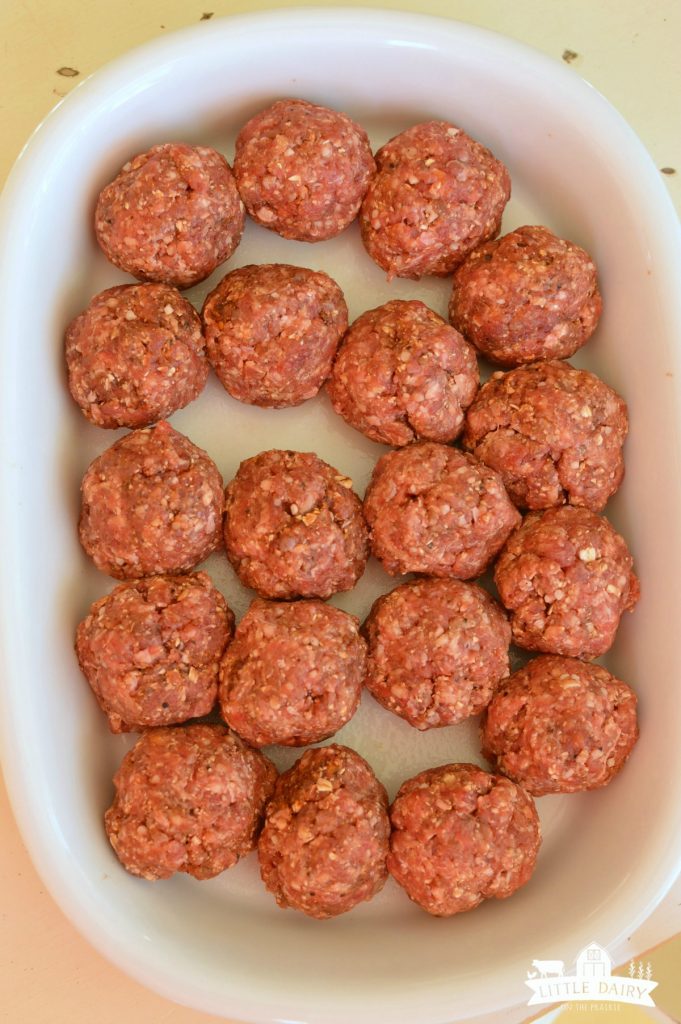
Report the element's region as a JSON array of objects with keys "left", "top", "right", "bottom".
[{"left": 1, "top": 2, "right": 680, "bottom": 1023}]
